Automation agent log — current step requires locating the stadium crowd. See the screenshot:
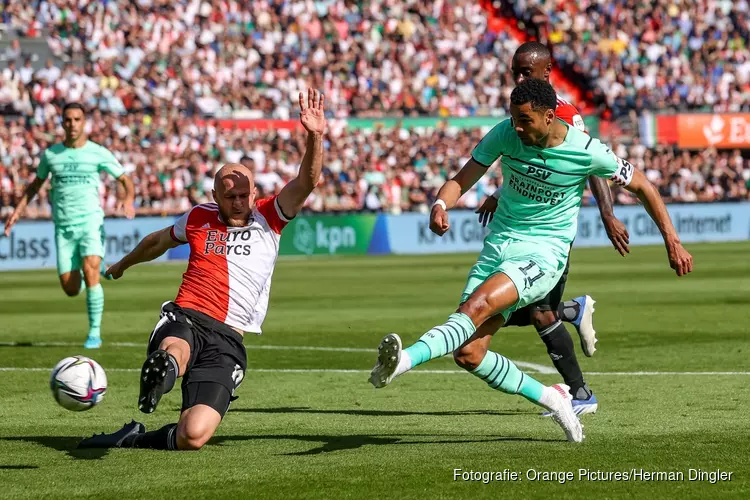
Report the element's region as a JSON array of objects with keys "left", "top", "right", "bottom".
[
  {"left": 499, "top": 0, "right": 750, "bottom": 118},
  {"left": 0, "top": 0, "right": 748, "bottom": 219},
  {"left": 2, "top": 0, "right": 522, "bottom": 118}
]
